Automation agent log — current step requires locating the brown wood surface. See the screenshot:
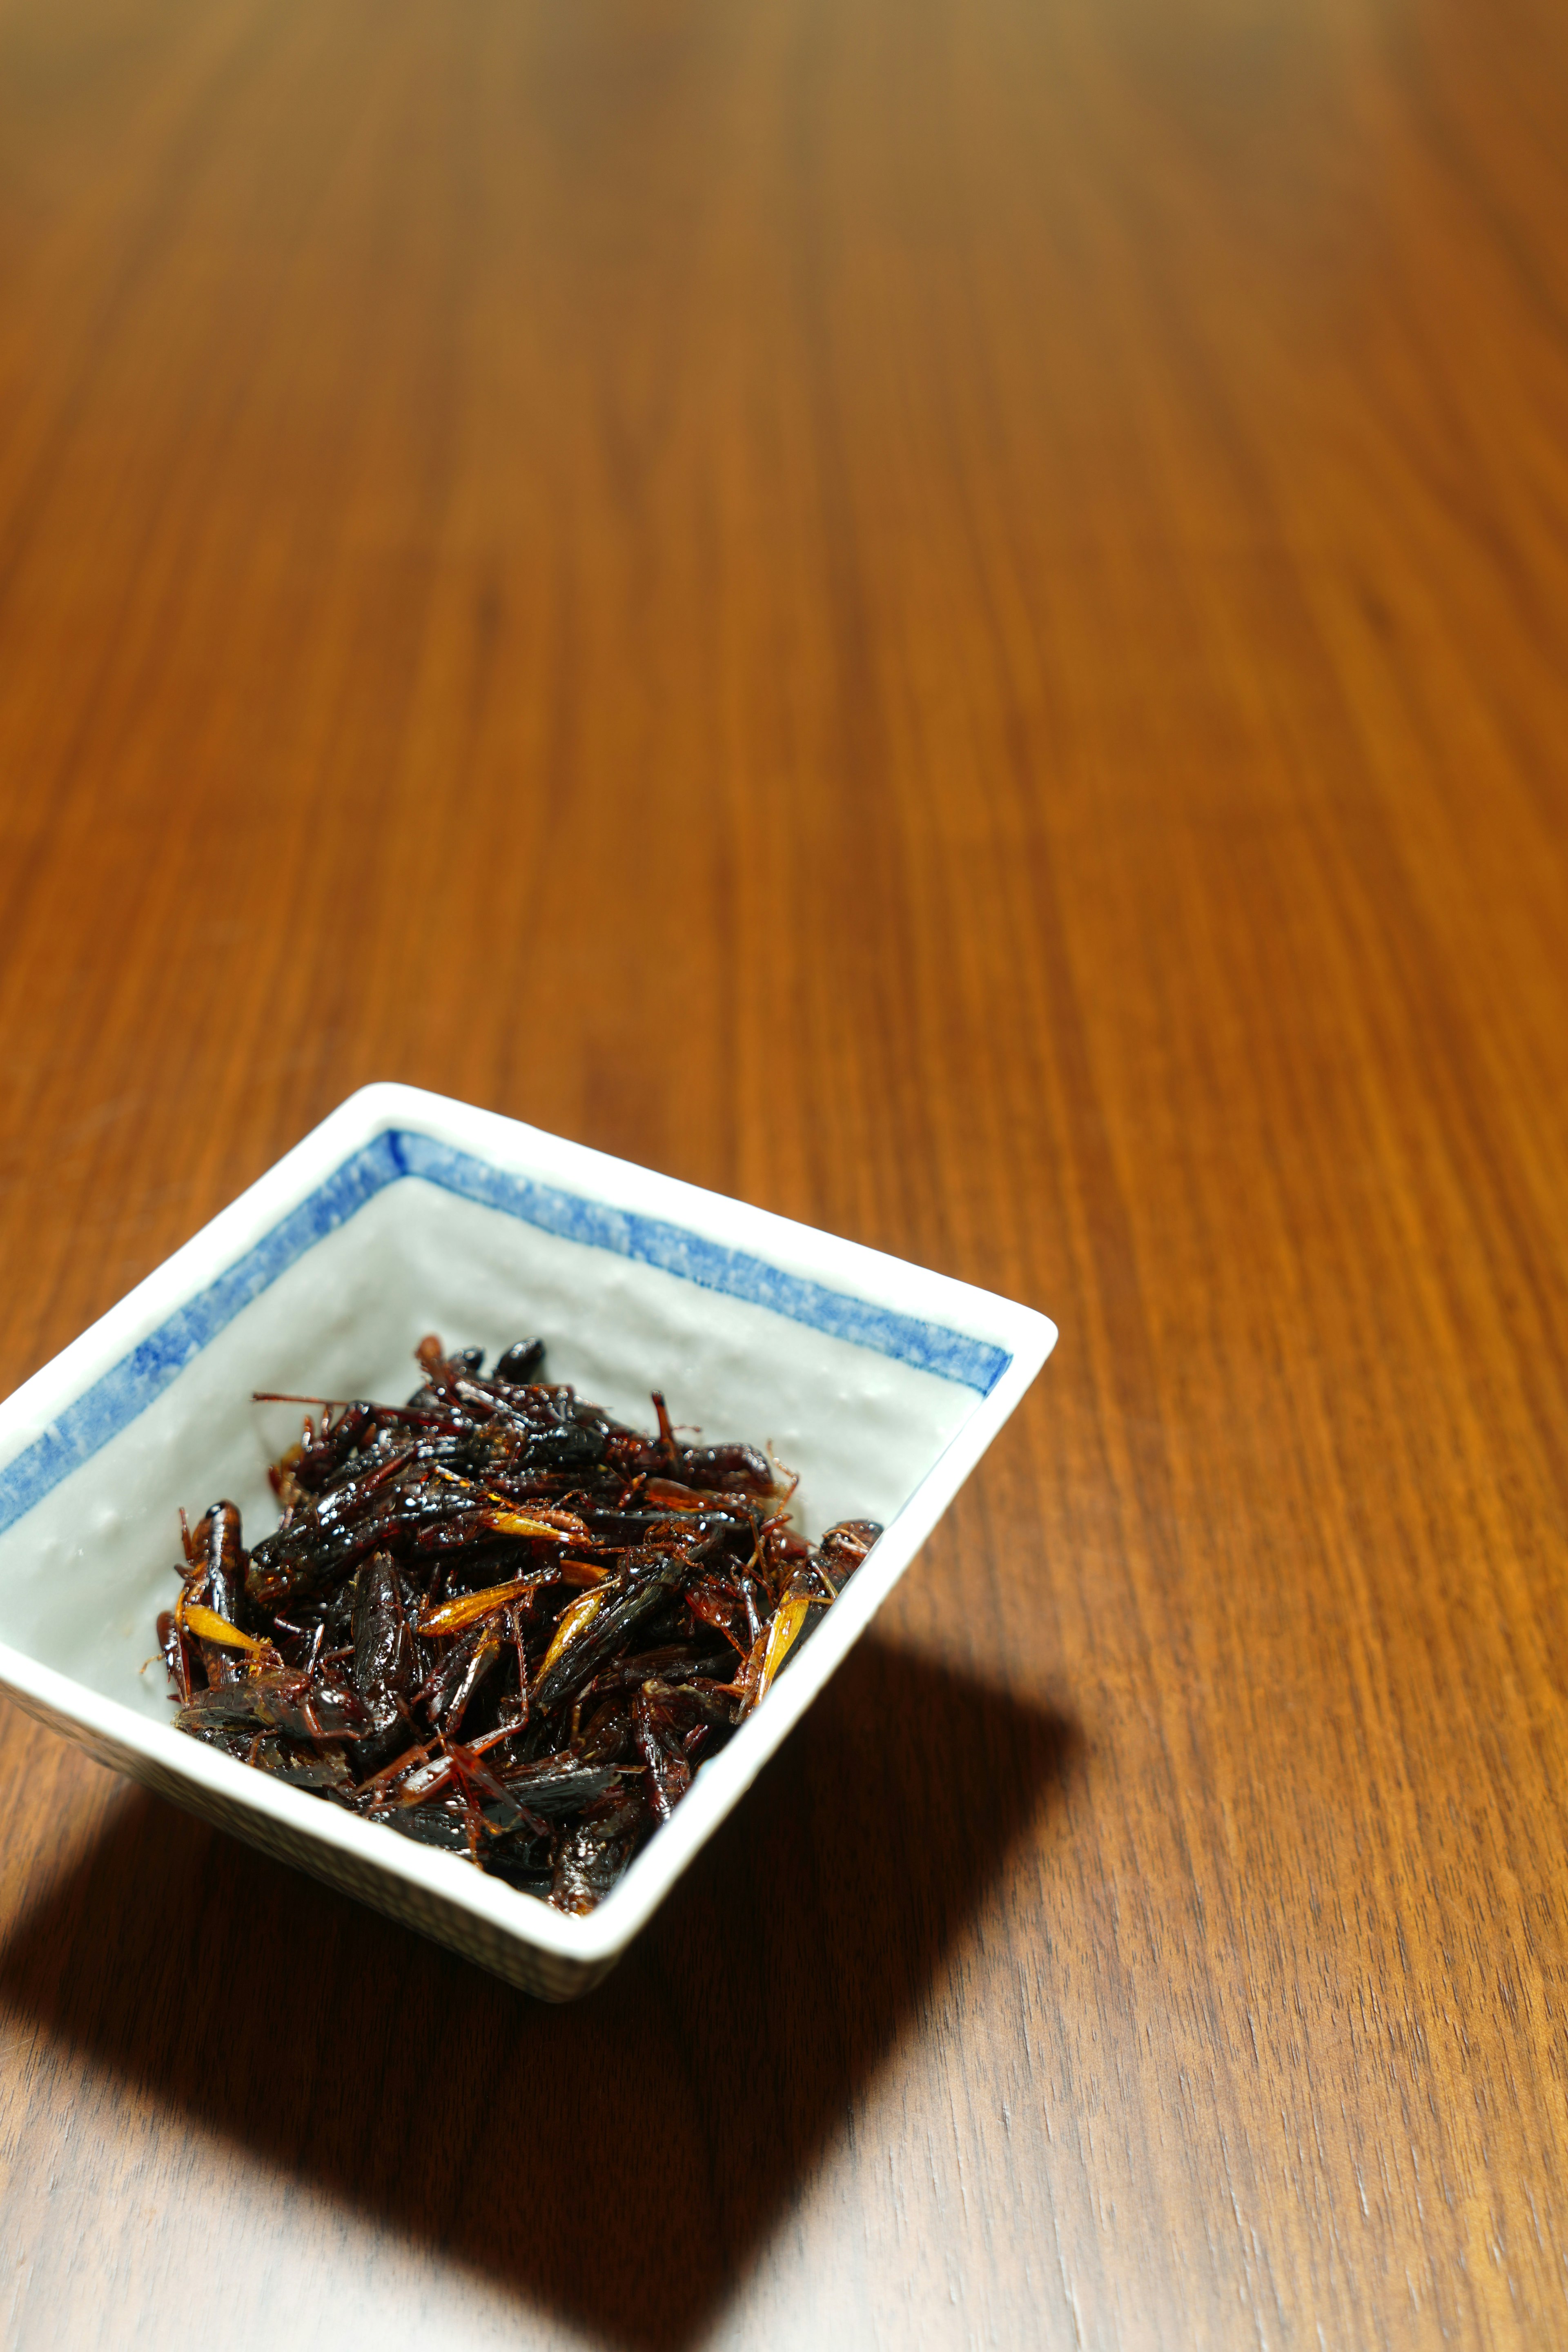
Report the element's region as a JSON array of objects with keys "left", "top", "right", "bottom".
[{"left": 1, "top": 0, "right": 1566, "bottom": 2344}]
